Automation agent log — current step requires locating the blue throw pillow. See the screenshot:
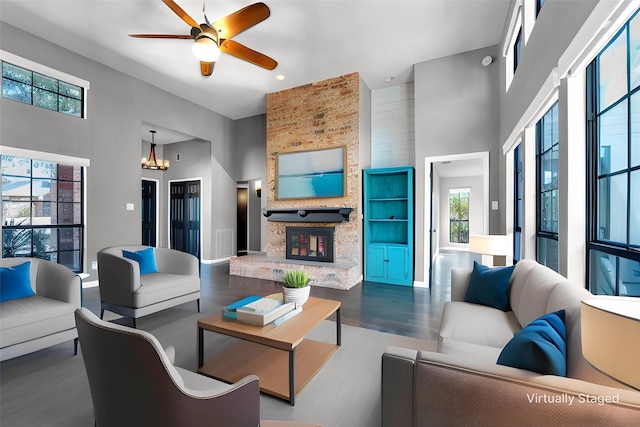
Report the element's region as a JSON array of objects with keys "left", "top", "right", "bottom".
[
  {"left": 122, "top": 247, "right": 158, "bottom": 275},
  {"left": 464, "top": 261, "right": 515, "bottom": 311},
  {"left": 0, "top": 261, "right": 35, "bottom": 302},
  {"left": 497, "top": 310, "right": 567, "bottom": 376}
]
